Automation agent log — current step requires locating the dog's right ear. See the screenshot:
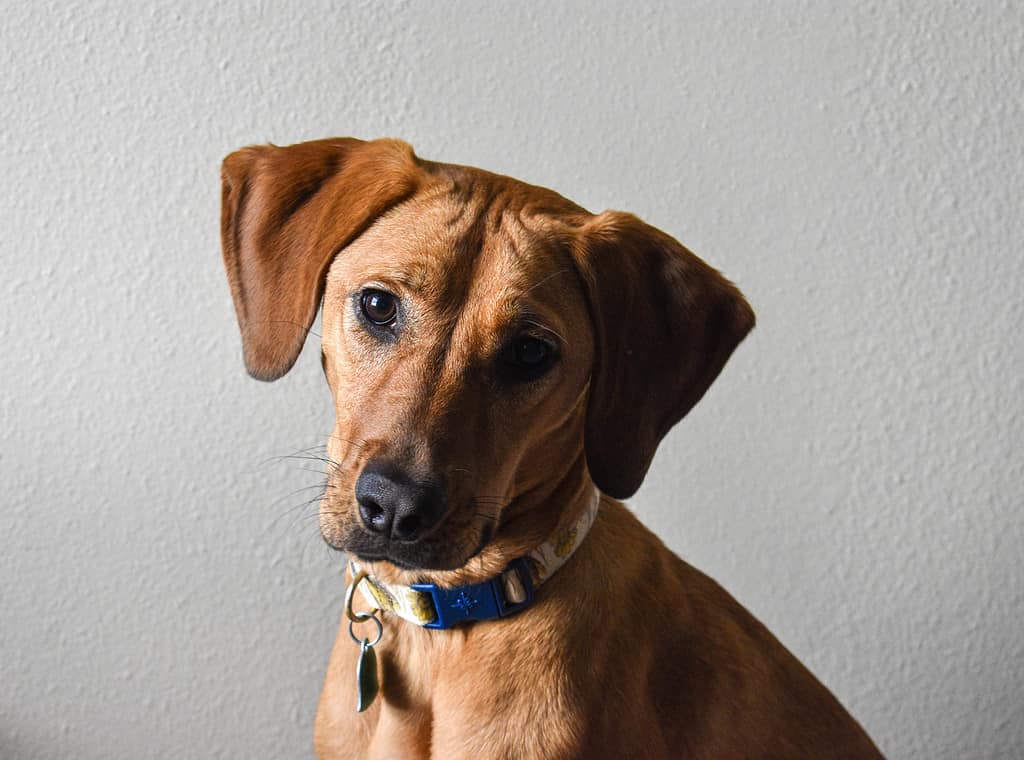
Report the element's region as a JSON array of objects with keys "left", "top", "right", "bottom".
[{"left": 220, "top": 137, "right": 422, "bottom": 381}]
